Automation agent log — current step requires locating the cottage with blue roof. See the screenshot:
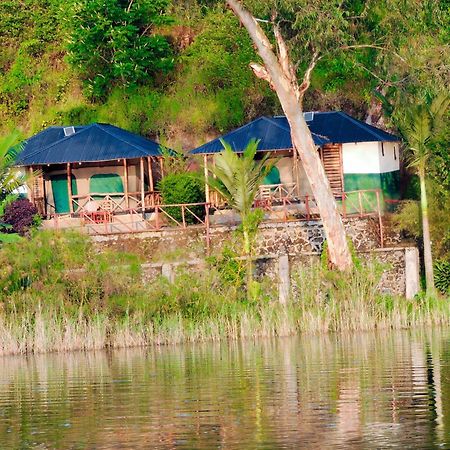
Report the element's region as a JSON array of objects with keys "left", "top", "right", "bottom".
[
  {"left": 16, "top": 123, "right": 165, "bottom": 221},
  {"left": 191, "top": 111, "right": 401, "bottom": 207}
]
